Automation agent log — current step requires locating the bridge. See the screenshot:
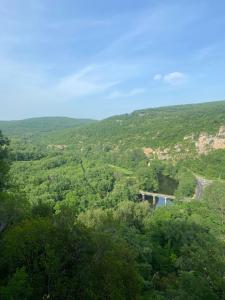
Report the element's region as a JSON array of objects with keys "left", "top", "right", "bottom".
[{"left": 139, "top": 190, "right": 175, "bottom": 206}]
